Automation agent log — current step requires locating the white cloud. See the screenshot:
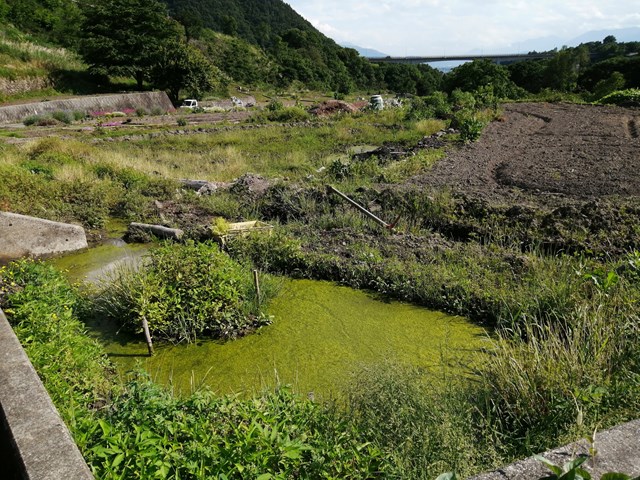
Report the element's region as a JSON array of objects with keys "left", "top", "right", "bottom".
[{"left": 286, "top": 0, "right": 640, "bottom": 55}]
